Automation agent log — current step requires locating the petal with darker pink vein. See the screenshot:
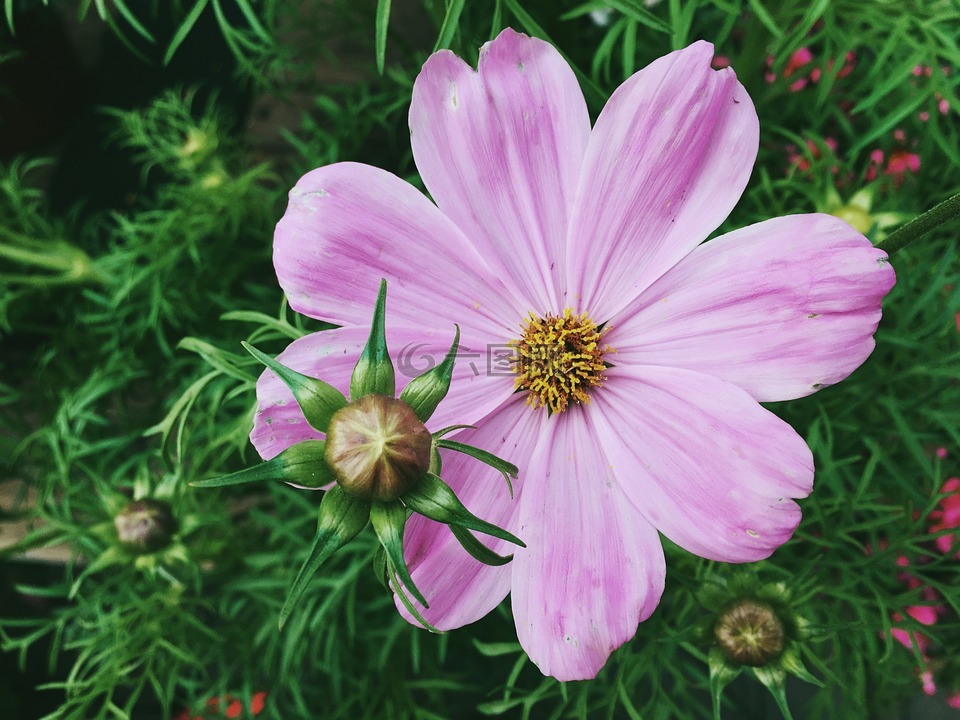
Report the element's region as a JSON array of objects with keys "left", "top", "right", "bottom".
[
  {"left": 609, "top": 214, "right": 895, "bottom": 402},
  {"left": 566, "top": 40, "right": 759, "bottom": 320},
  {"left": 410, "top": 28, "right": 591, "bottom": 312},
  {"left": 511, "top": 408, "right": 666, "bottom": 681},
  {"left": 274, "top": 162, "right": 520, "bottom": 335},
  {"left": 591, "top": 365, "right": 813, "bottom": 563},
  {"left": 395, "top": 397, "right": 542, "bottom": 629},
  {"left": 251, "top": 325, "right": 514, "bottom": 460}
]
